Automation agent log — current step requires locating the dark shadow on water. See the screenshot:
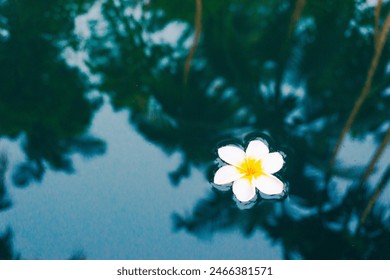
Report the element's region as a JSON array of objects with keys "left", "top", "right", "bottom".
[{"left": 0, "top": 228, "right": 20, "bottom": 260}]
